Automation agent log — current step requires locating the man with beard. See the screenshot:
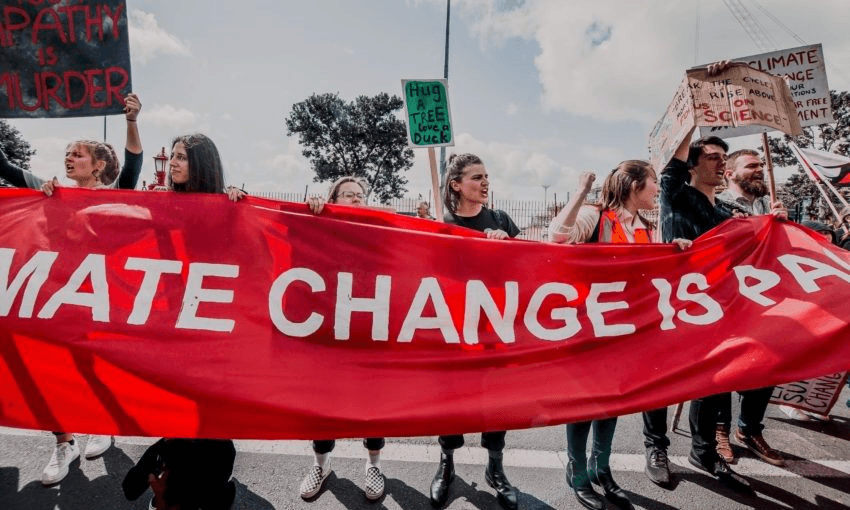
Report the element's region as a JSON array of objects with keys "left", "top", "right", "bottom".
[
  {"left": 710, "top": 149, "right": 788, "bottom": 468},
  {"left": 717, "top": 149, "right": 774, "bottom": 216}
]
